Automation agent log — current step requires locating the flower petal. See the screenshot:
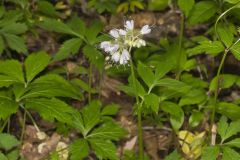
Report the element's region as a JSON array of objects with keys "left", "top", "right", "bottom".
[{"left": 140, "top": 25, "right": 151, "bottom": 35}]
